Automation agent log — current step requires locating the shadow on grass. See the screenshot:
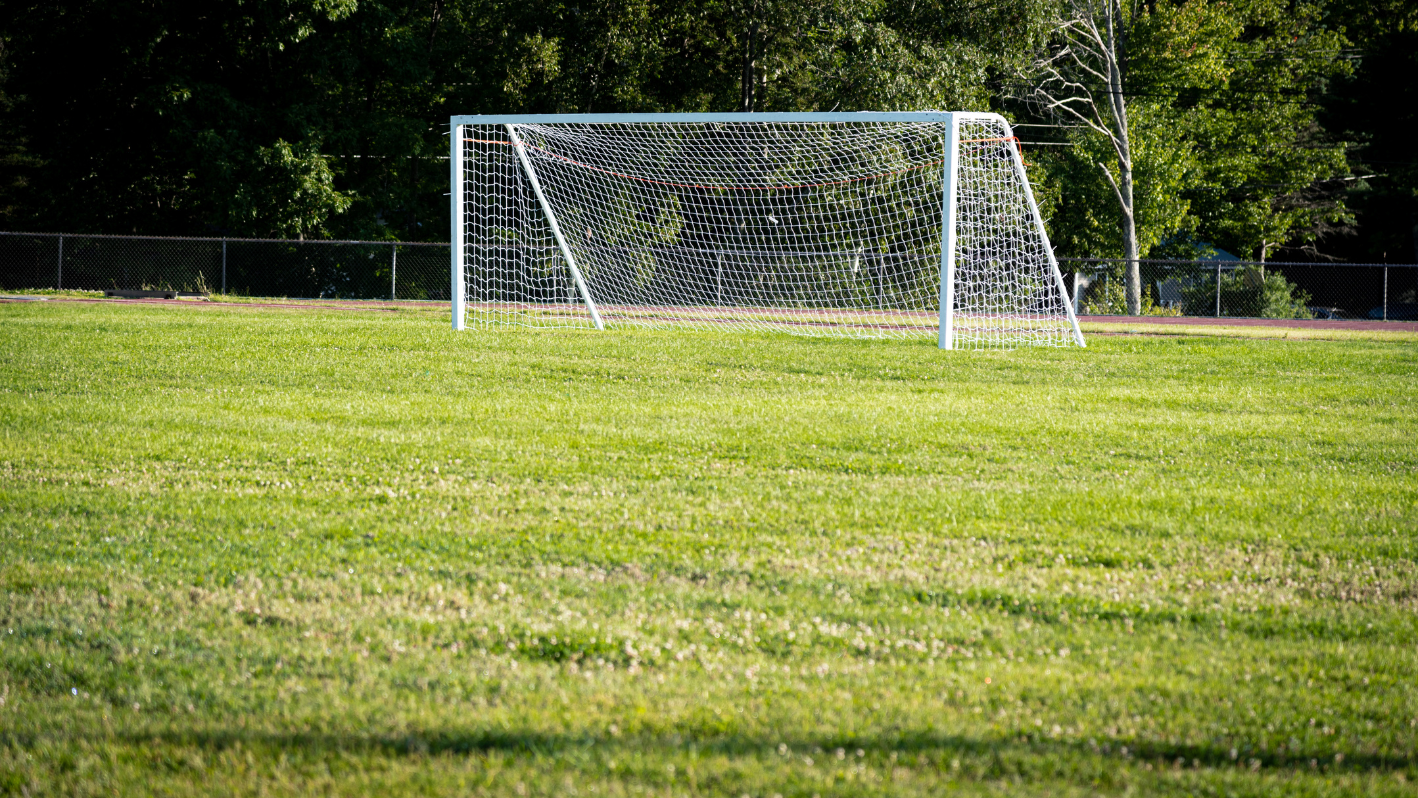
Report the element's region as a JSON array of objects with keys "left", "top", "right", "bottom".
[{"left": 68, "top": 724, "right": 1409, "bottom": 778}]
